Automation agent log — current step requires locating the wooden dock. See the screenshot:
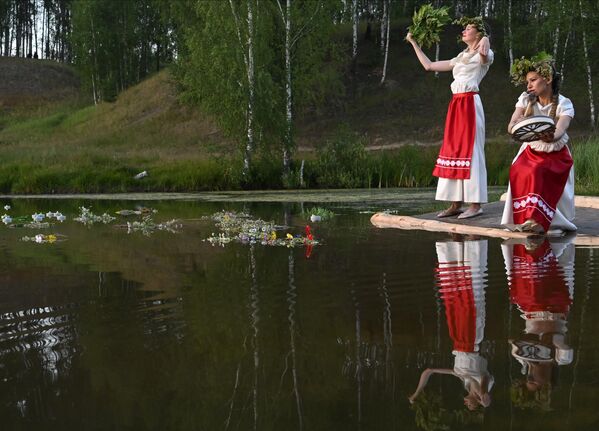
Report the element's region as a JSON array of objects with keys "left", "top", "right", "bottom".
[{"left": 370, "top": 196, "right": 599, "bottom": 246}]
